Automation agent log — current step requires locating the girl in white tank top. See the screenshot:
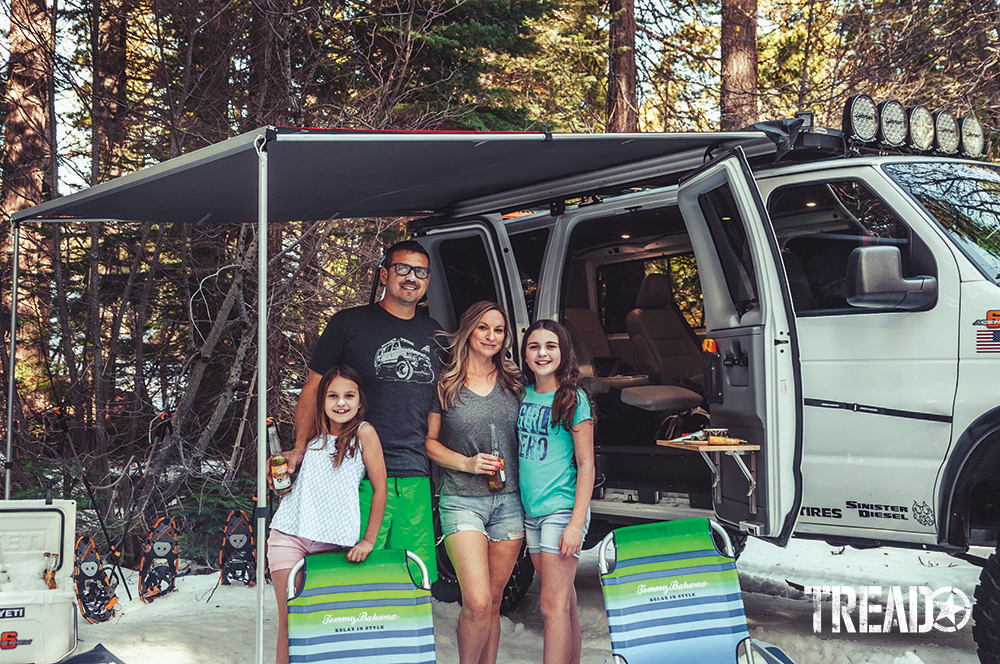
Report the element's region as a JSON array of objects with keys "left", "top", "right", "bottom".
[{"left": 267, "top": 366, "right": 387, "bottom": 664}]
